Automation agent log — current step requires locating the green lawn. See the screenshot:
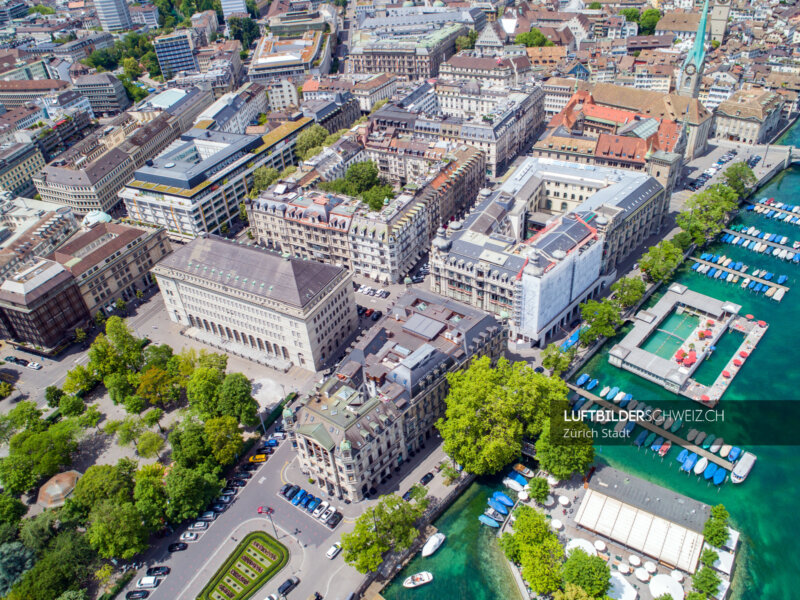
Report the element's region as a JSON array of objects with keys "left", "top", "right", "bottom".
[{"left": 197, "top": 531, "right": 289, "bottom": 600}]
